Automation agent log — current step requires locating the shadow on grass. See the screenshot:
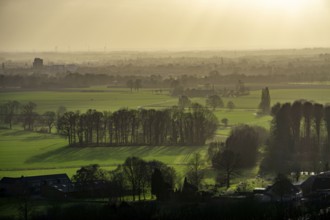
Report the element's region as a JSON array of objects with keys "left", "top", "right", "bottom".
[
  {"left": 22, "top": 134, "right": 62, "bottom": 141},
  {"left": 0, "top": 129, "right": 29, "bottom": 136},
  {"left": 25, "top": 146, "right": 109, "bottom": 164},
  {"left": 25, "top": 145, "right": 204, "bottom": 165},
  {"left": 0, "top": 129, "right": 63, "bottom": 142}
]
